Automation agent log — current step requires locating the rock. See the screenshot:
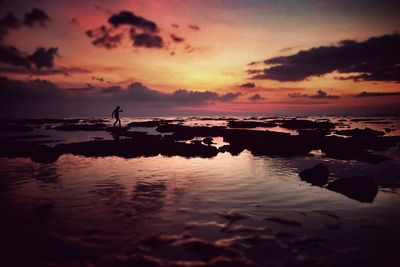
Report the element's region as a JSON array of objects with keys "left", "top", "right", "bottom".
[
  {"left": 227, "top": 121, "right": 277, "bottom": 128},
  {"left": 279, "top": 119, "right": 336, "bottom": 130},
  {"left": 265, "top": 216, "right": 302, "bottom": 227},
  {"left": 335, "top": 128, "right": 385, "bottom": 137},
  {"left": 127, "top": 121, "right": 162, "bottom": 127},
  {"left": 53, "top": 123, "right": 107, "bottom": 131},
  {"left": 0, "top": 124, "right": 34, "bottom": 132},
  {"left": 14, "top": 118, "right": 81, "bottom": 124},
  {"left": 202, "top": 137, "right": 213, "bottom": 145},
  {"left": 326, "top": 176, "right": 378, "bottom": 203},
  {"left": 299, "top": 163, "right": 329, "bottom": 186},
  {"left": 30, "top": 145, "right": 60, "bottom": 164}
]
